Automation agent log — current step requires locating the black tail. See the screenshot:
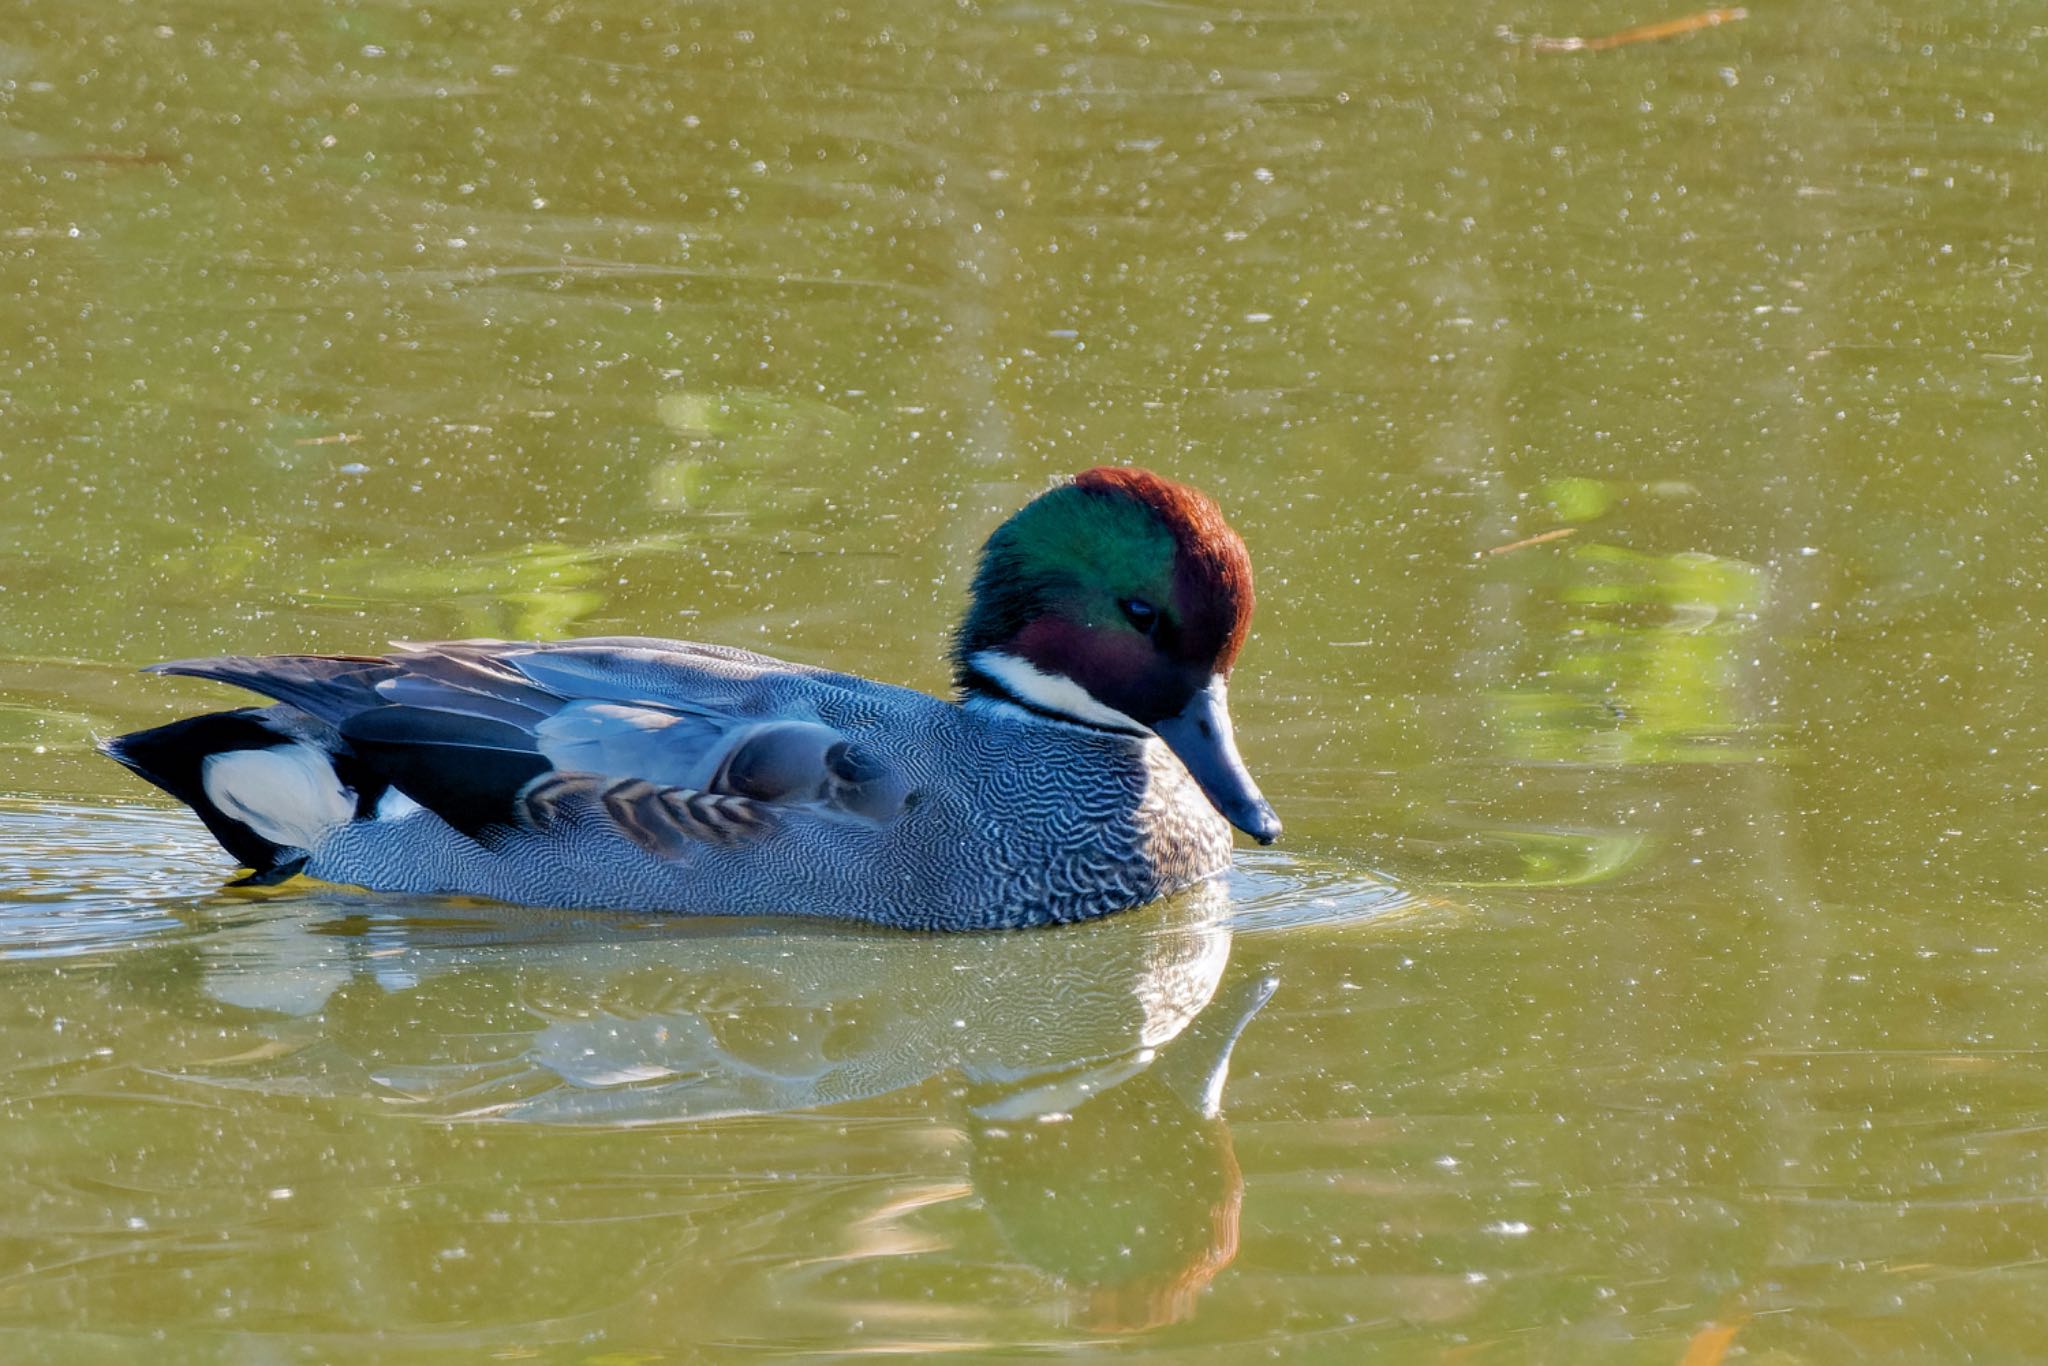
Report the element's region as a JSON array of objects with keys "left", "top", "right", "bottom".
[{"left": 100, "top": 710, "right": 315, "bottom": 884}]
